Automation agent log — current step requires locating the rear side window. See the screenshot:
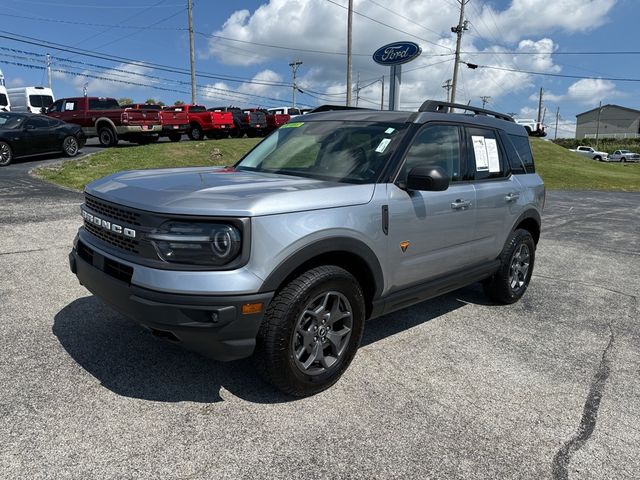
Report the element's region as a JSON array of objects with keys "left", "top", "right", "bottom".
[
  {"left": 508, "top": 134, "right": 535, "bottom": 173},
  {"left": 29, "top": 95, "right": 54, "bottom": 108},
  {"left": 467, "top": 127, "right": 507, "bottom": 180},
  {"left": 24, "top": 116, "right": 51, "bottom": 129},
  {"left": 0, "top": 94, "right": 7, "bottom": 106},
  {"left": 88, "top": 98, "right": 120, "bottom": 110}
]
